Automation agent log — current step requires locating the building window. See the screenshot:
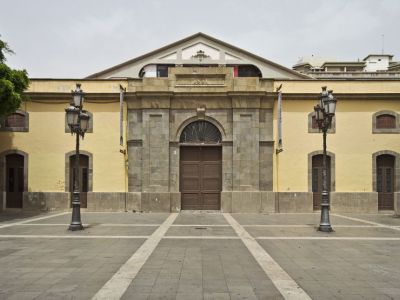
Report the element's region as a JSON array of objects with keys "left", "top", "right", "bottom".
[
  {"left": 372, "top": 111, "right": 399, "bottom": 133},
  {"left": 231, "top": 65, "right": 262, "bottom": 77},
  {"left": 65, "top": 111, "right": 93, "bottom": 133},
  {"left": 311, "top": 116, "right": 319, "bottom": 129},
  {"left": 376, "top": 114, "right": 396, "bottom": 129},
  {"left": 308, "top": 112, "right": 335, "bottom": 133},
  {"left": 0, "top": 110, "right": 29, "bottom": 132},
  {"left": 157, "top": 65, "right": 170, "bottom": 77}
]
